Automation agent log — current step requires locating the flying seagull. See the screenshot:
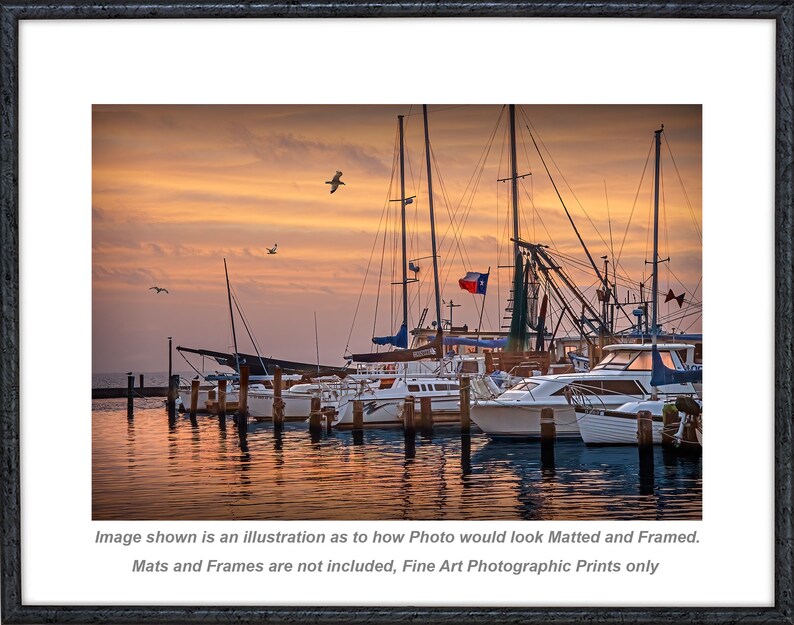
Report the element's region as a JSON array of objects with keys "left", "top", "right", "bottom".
[
  {"left": 325, "top": 170, "right": 345, "bottom": 194},
  {"left": 149, "top": 286, "right": 169, "bottom": 294},
  {"left": 267, "top": 244, "right": 278, "bottom": 254}
]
